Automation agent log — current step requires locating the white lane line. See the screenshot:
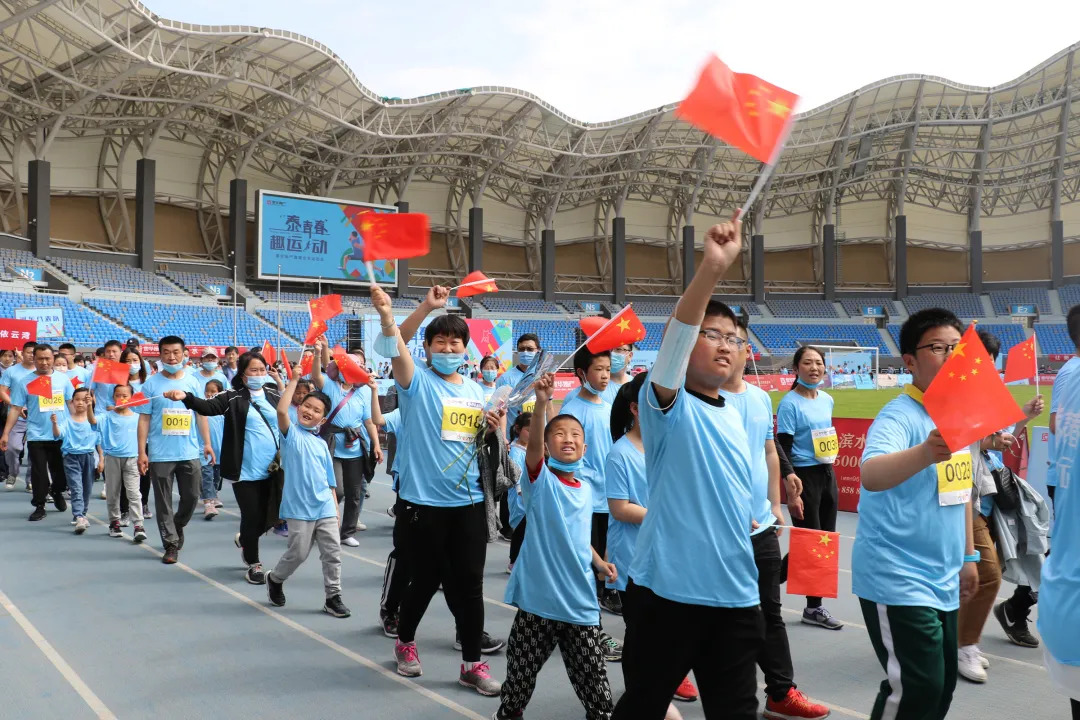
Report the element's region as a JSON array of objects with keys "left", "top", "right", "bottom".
[
  {"left": 86, "top": 515, "right": 487, "bottom": 720},
  {"left": 0, "top": 586, "right": 117, "bottom": 720}
]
